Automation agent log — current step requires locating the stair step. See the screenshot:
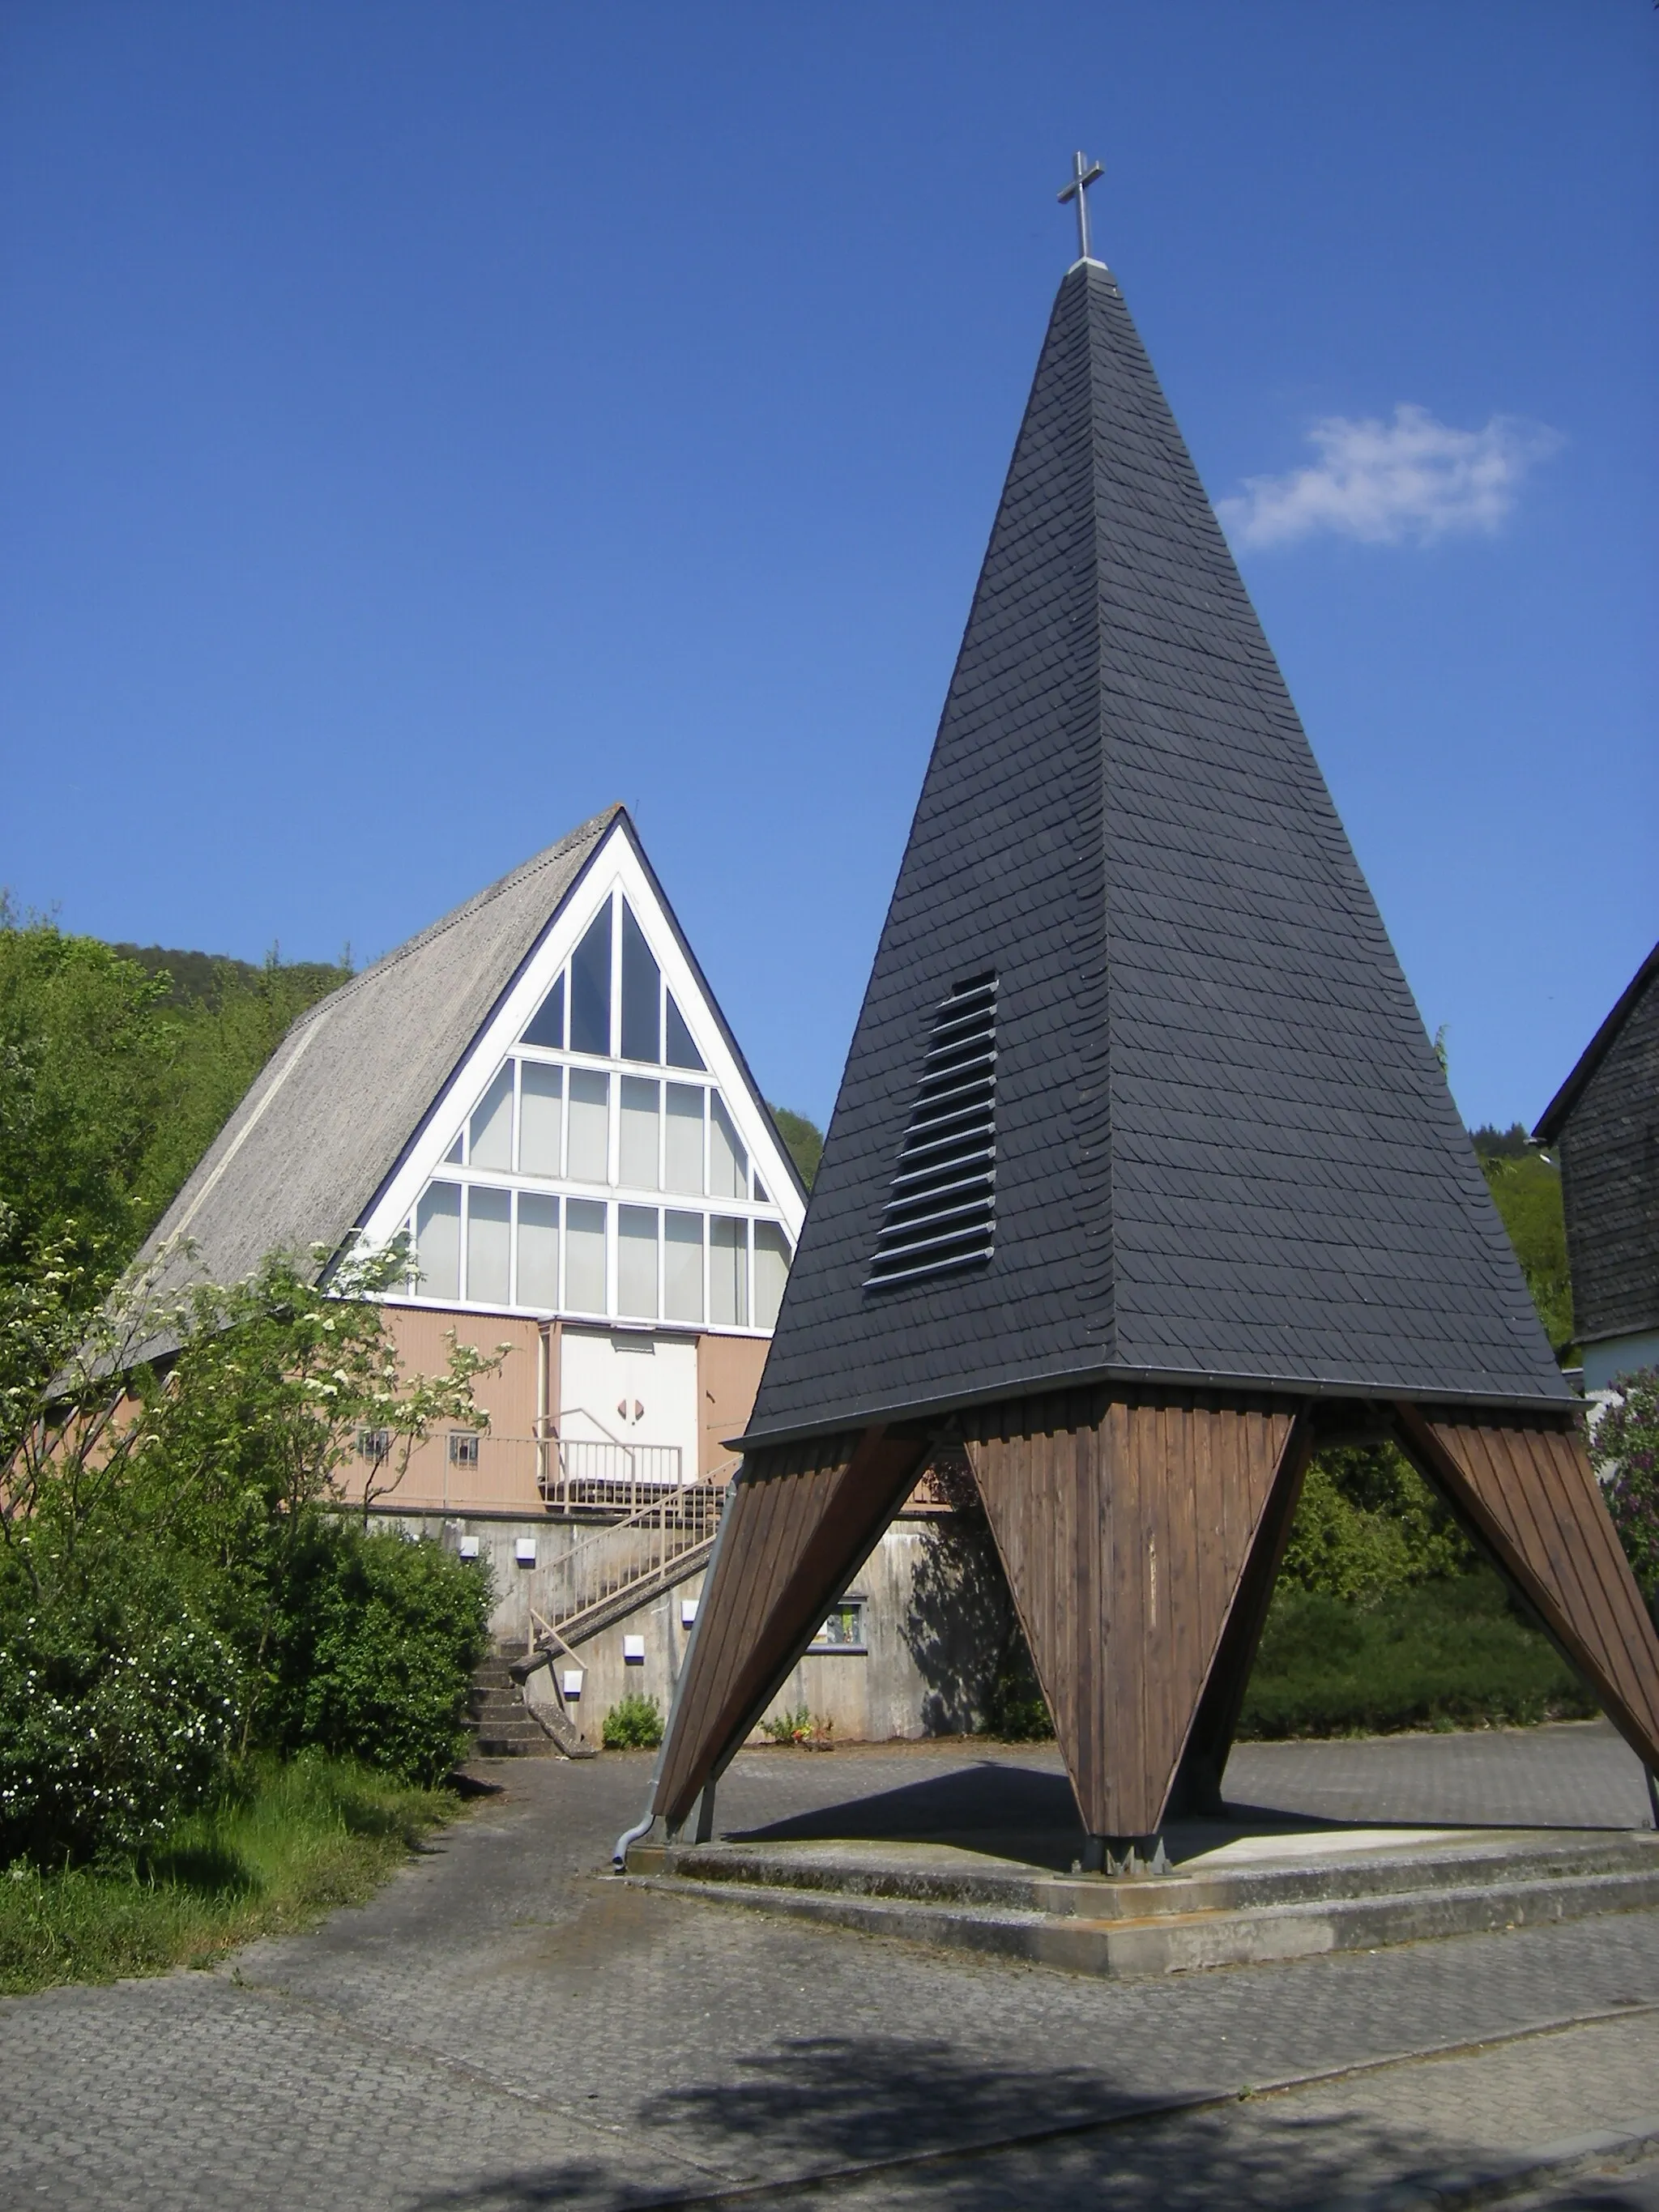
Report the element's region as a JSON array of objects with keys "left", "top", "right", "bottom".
[{"left": 629, "top": 1828, "right": 1659, "bottom": 1980}]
